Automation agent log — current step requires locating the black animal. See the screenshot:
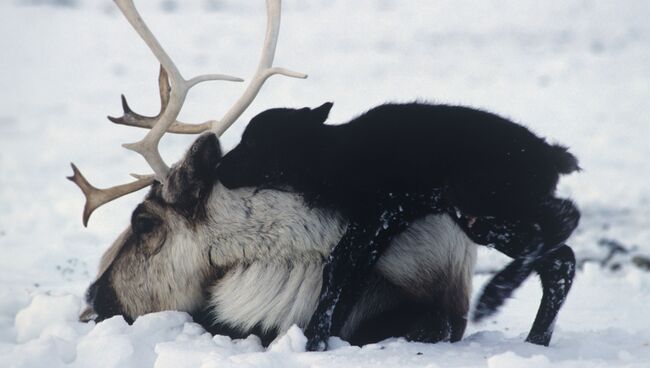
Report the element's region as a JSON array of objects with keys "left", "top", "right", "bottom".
[{"left": 217, "top": 102, "right": 580, "bottom": 350}]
